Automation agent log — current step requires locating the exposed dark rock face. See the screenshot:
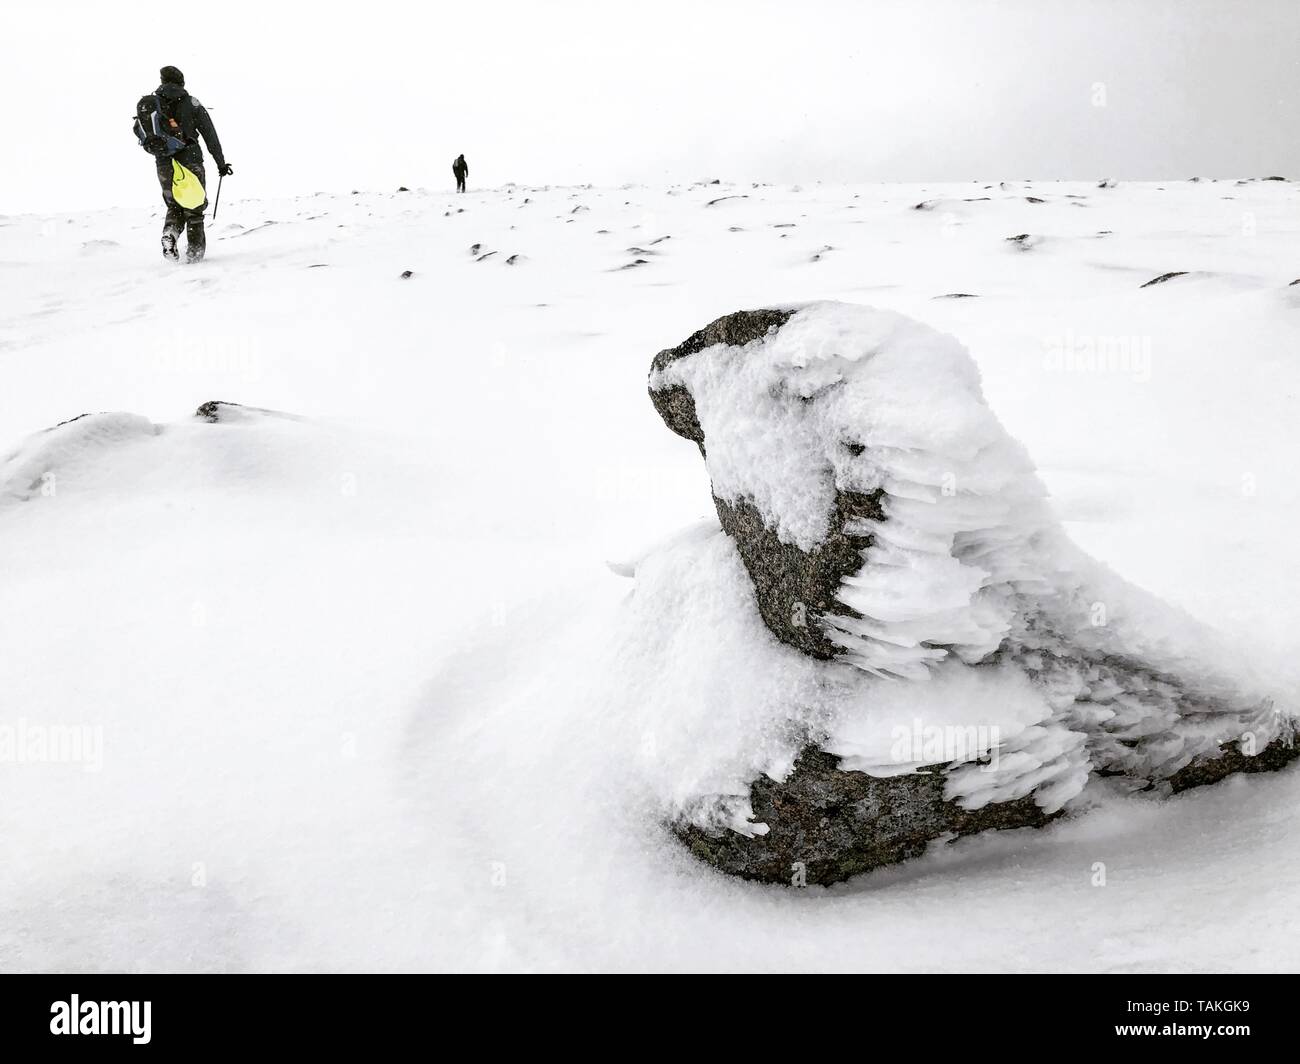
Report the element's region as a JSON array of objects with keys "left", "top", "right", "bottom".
[
  {"left": 675, "top": 748, "right": 1057, "bottom": 886},
  {"left": 650, "top": 308, "right": 793, "bottom": 445},
  {"left": 650, "top": 308, "right": 885, "bottom": 658},
  {"left": 1167, "top": 735, "right": 1300, "bottom": 793},
  {"left": 714, "top": 492, "right": 881, "bottom": 659}
]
